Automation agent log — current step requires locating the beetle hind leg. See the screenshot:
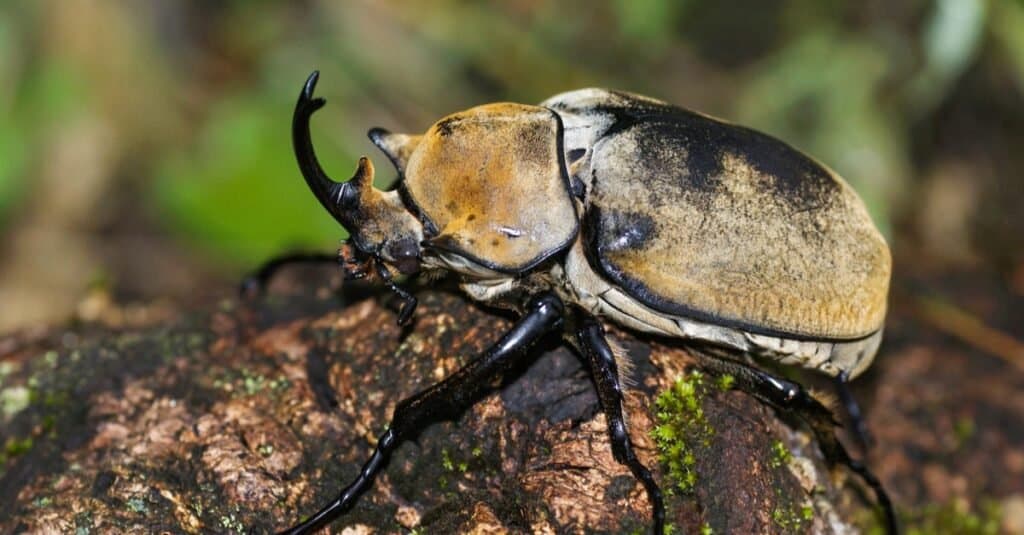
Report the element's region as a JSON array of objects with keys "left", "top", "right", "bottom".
[
  {"left": 575, "top": 317, "right": 665, "bottom": 534},
  {"left": 834, "top": 370, "right": 875, "bottom": 451},
  {"left": 689, "top": 347, "right": 898, "bottom": 534}
]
